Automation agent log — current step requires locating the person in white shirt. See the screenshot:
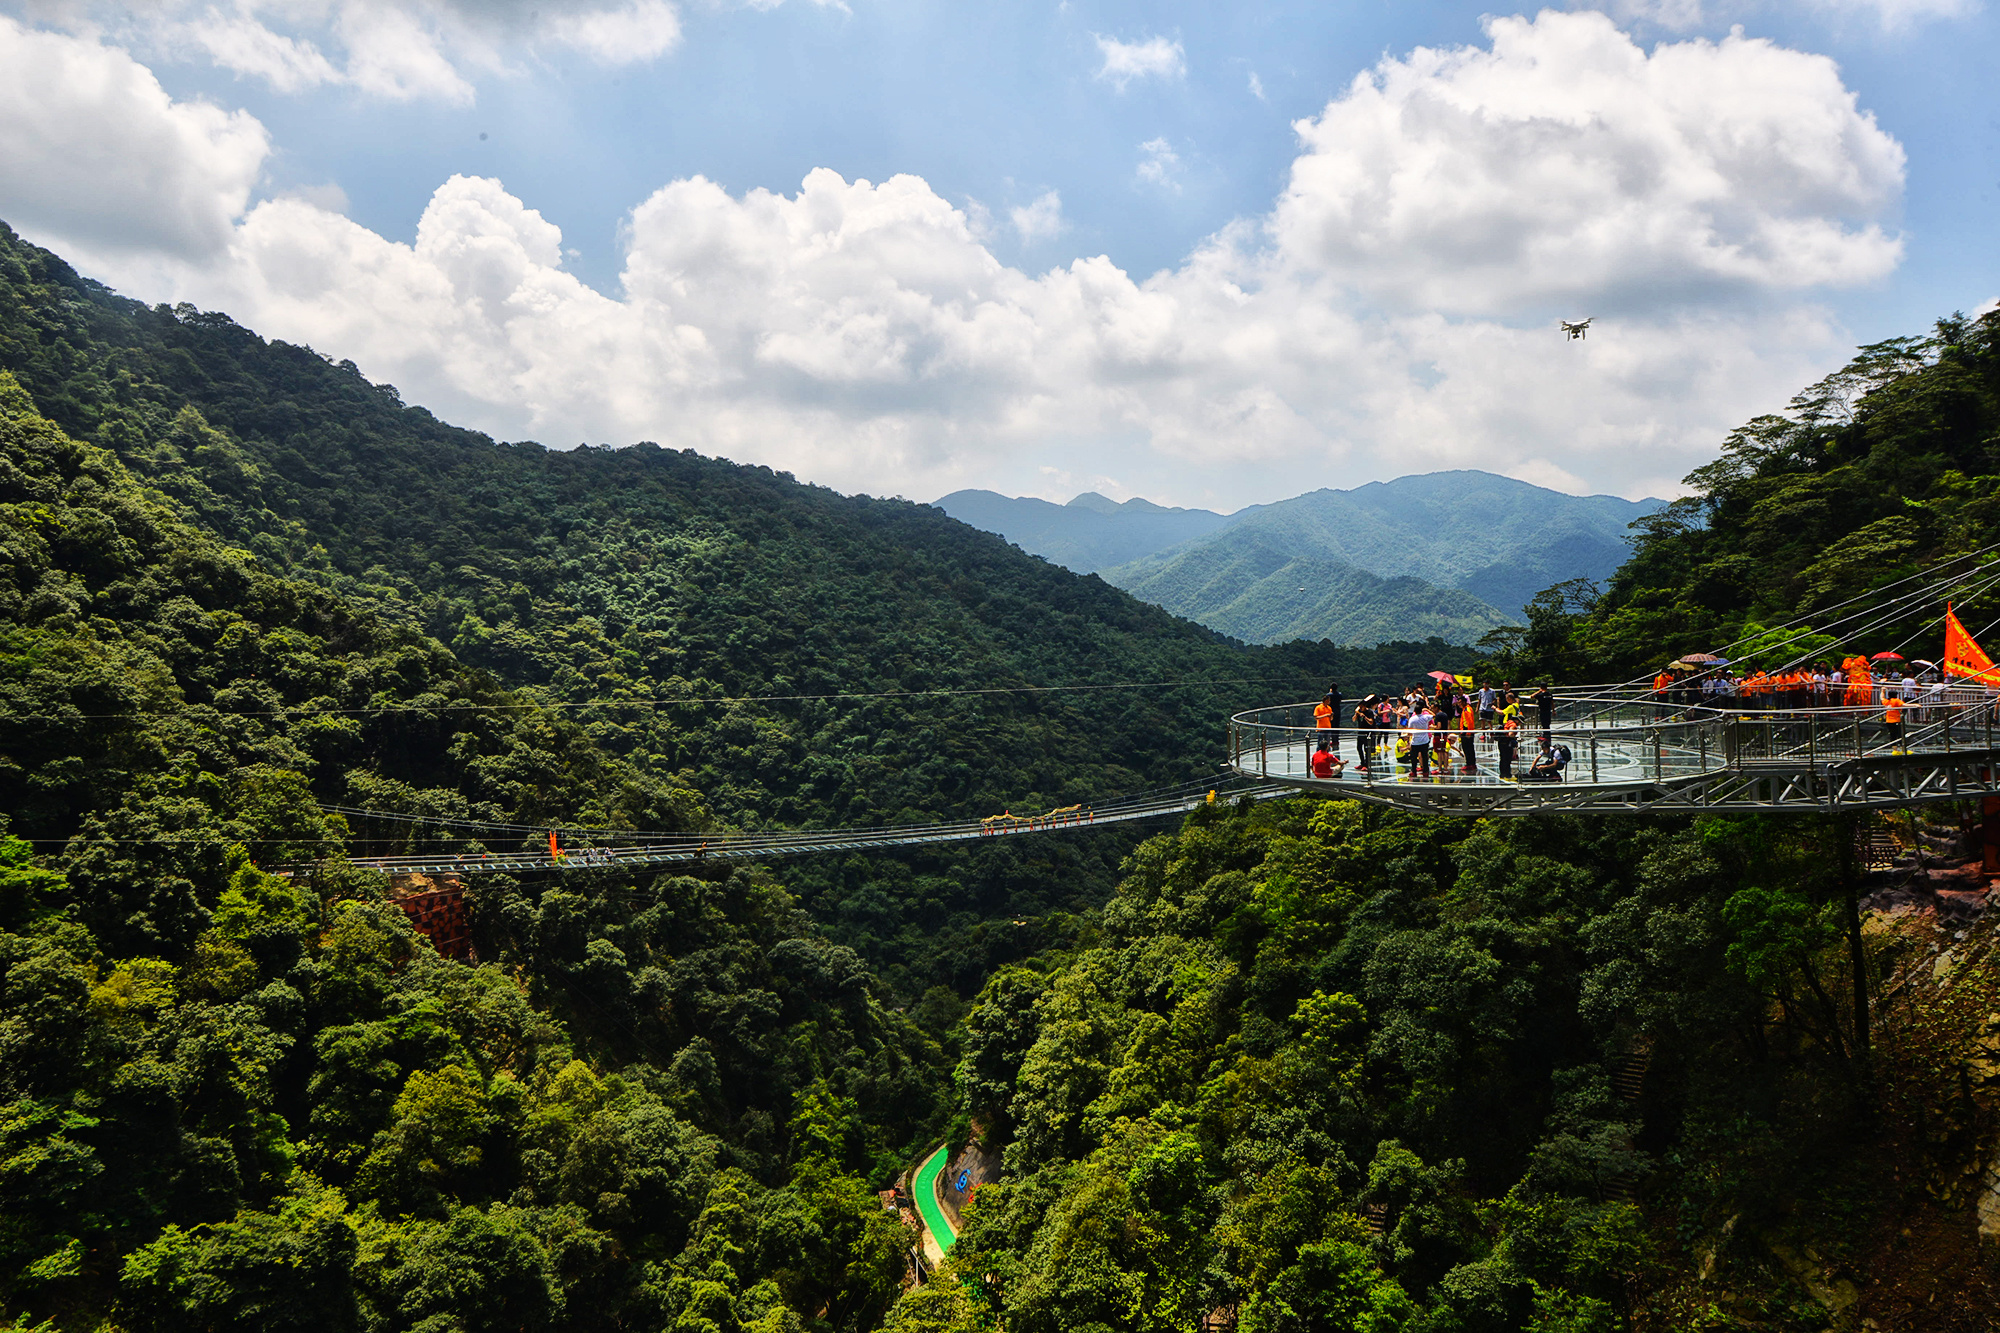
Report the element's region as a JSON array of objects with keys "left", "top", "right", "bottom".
[{"left": 1406, "top": 705, "right": 1435, "bottom": 780}]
